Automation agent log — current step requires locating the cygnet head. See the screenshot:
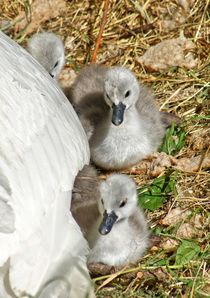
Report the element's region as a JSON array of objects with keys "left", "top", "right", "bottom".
[
  {"left": 99, "top": 174, "right": 137, "bottom": 235},
  {"left": 104, "top": 67, "right": 140, "bottom": 126},
  {"left": 27, "top": 32, "right": 65, "bottom": 79}
]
